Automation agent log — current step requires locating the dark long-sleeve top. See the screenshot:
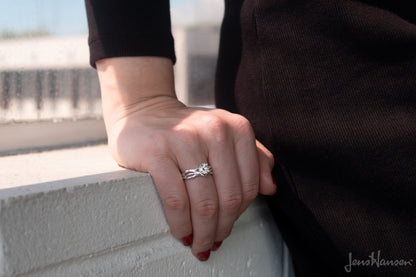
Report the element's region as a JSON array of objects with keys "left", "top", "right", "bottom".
[
  {"left": 85, "top": 1, "right": 416, "bottom": 276},
  {"left": 85, "top": 0, "right": 176, "bottom": 66}
]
